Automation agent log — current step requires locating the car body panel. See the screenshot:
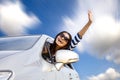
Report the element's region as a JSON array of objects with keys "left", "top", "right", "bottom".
[{"left": 0, "top": 35, "right": 80, "bottom": 80}]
